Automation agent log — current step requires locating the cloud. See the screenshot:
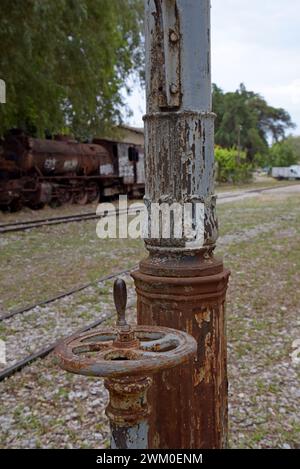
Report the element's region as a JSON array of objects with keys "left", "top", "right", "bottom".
[
  {"left": 211, "top": 0, "right": 300, "bottom": 131},
  {"left": 124, "top": 0, "right": 300, "bottom": 133},
  {"left": 261, "top": 80, "right": 300, "bottom": 106}
]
